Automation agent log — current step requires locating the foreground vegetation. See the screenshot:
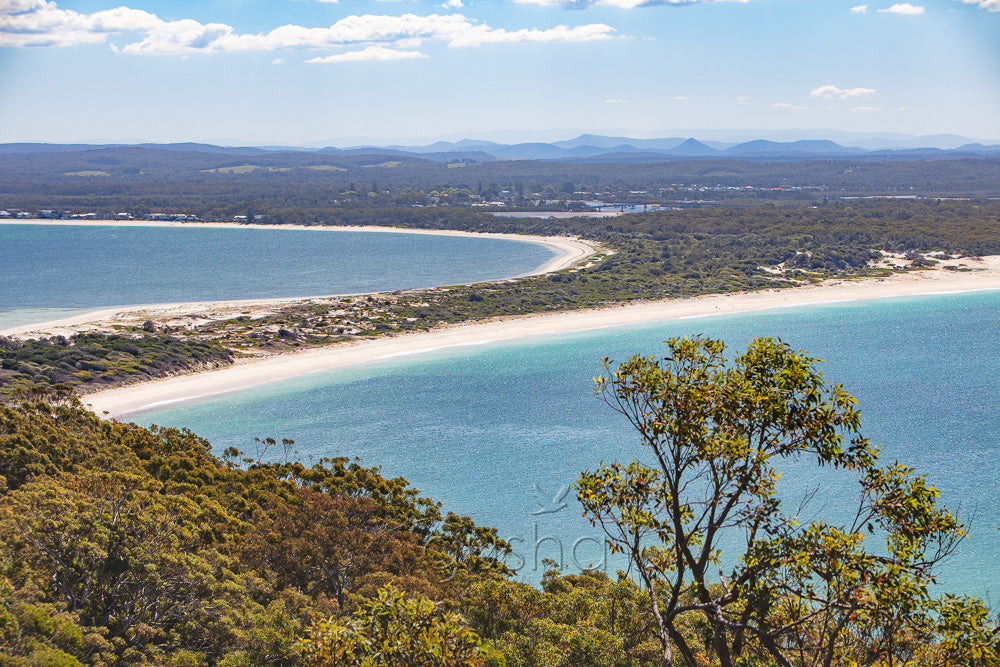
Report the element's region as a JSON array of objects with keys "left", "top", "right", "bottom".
[
  {"left": 2, "top": 338, "right": 998, "bottom": 665},
  {"left": 0, "top": 391, "right": 511, "bottom": 665},
  {"left": 581, "top": 337, "right": 994, "bottom": 666}
]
